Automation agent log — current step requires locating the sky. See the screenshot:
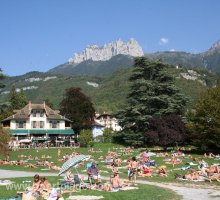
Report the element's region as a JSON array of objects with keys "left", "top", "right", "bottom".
[{"left": 0, "top": 0, "right": 220, "bottom": 76}]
